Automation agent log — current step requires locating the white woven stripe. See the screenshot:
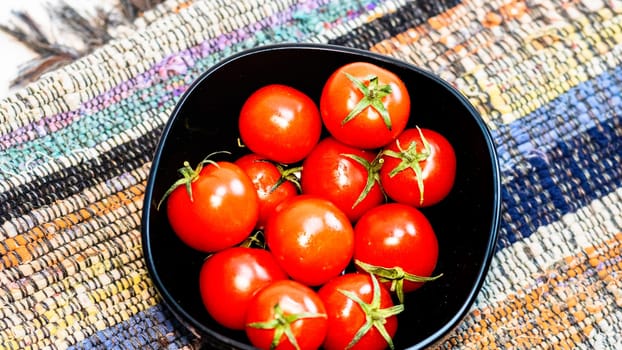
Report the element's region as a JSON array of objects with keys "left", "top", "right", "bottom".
[
  {"left": 0, "top": 0, "right": 410, "bottom": 193},
  {"left": 0, "top": 162, "right": 151, "bottom": 240},
  {"left": 0, "top": 0, "right": 296, "bottom": 135},
  {"left": 0, "top": 105, "right": 168, "bottom": 195},
  {"left": 475, "top": 187, "right": 622, "bottom": 308}
]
